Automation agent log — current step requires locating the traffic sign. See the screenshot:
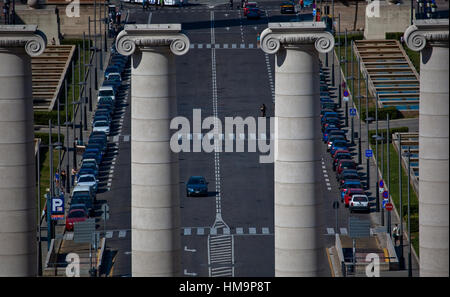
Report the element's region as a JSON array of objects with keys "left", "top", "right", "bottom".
[
  {"left": 382, "top": 190, "right": 389, "bottom": 199},
  {"left": 379, "top": 180, "right": 384, "bottom": 188},
  {"left": 343, "top": 90, "right": 349, "bottom": 97},
  {"left": 365, "top": 149, "right": 373, "bottom": 158},
  {"left": 350, "top": 108, "right": 357, "bottom": 116},
  {"left": 379, "top": 187, "right": 385, "bottom": 194},
  {"left": 101, "top": 203, "right": 110, "bottom": 221},
  {"left": 382, "top": 198, "right": 388, "bottom": 208},
  {"left": 51, "top": 194, "right": 65, "bottom": 220},
  {"left": 385, "top": 203, "right": 394, "bottom": 211}
]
